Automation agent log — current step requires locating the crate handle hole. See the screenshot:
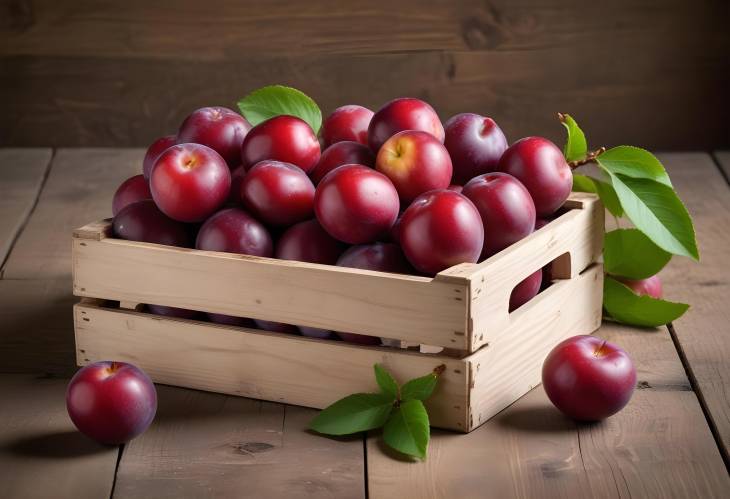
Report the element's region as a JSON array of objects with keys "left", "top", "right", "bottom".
[{"left": 507, "top": 251, "right": 572, "bottom": 314}]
